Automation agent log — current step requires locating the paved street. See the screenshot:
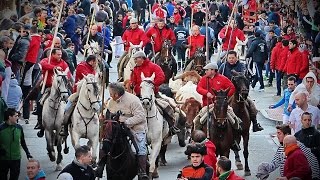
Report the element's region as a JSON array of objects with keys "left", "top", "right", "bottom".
[{"left": 17, "top": 53, "right": 284, "bottom": 180}]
